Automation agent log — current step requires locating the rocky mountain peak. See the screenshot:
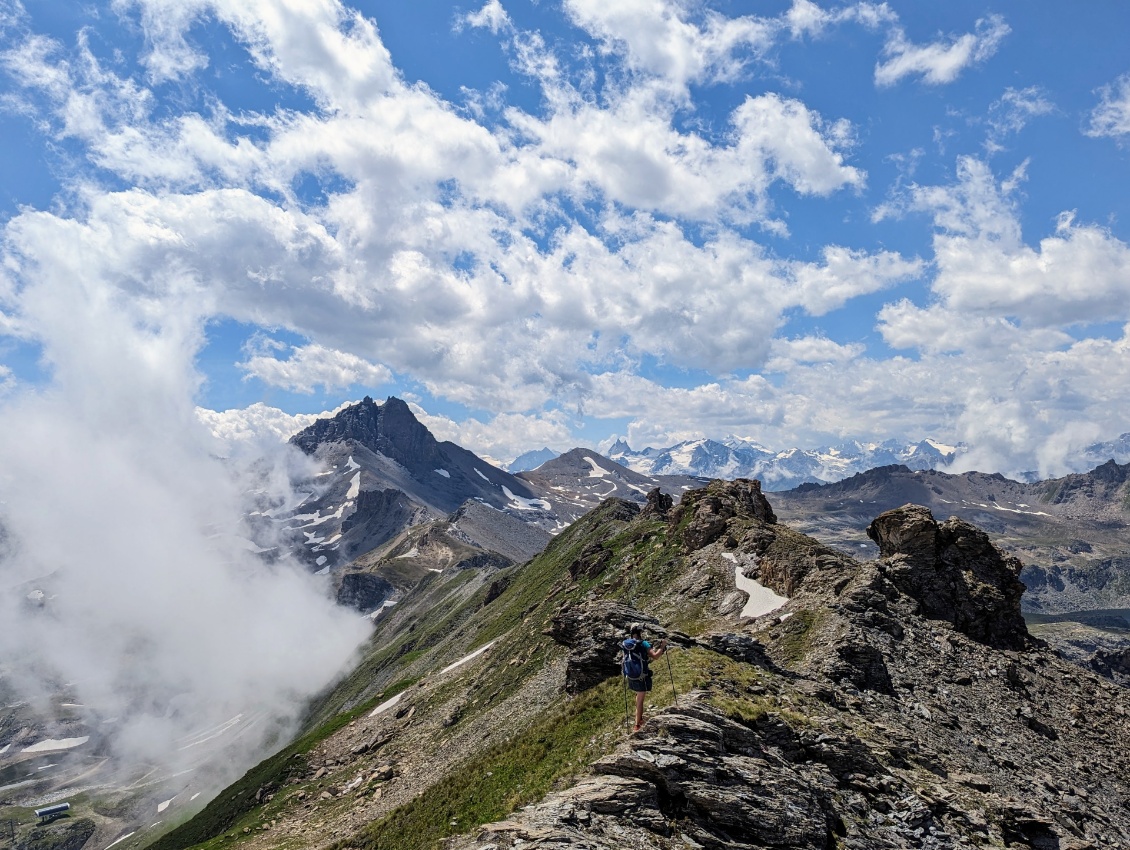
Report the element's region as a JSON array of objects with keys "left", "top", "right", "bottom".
[
  {"left": 867, "top": 504, "right": 1029, "bottom": 650},
  {"left": 289, "top": 395, "right": 438, "bottom": 465}
]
